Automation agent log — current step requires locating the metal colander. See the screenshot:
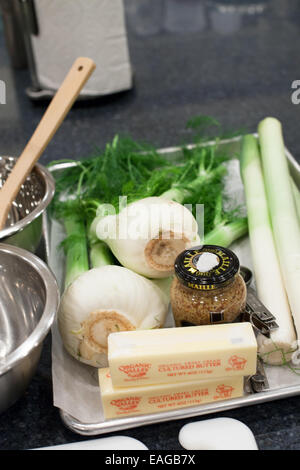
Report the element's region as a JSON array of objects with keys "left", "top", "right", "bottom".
[{"left": 0, "top": 156, "right": 55, "bottom": 251}]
